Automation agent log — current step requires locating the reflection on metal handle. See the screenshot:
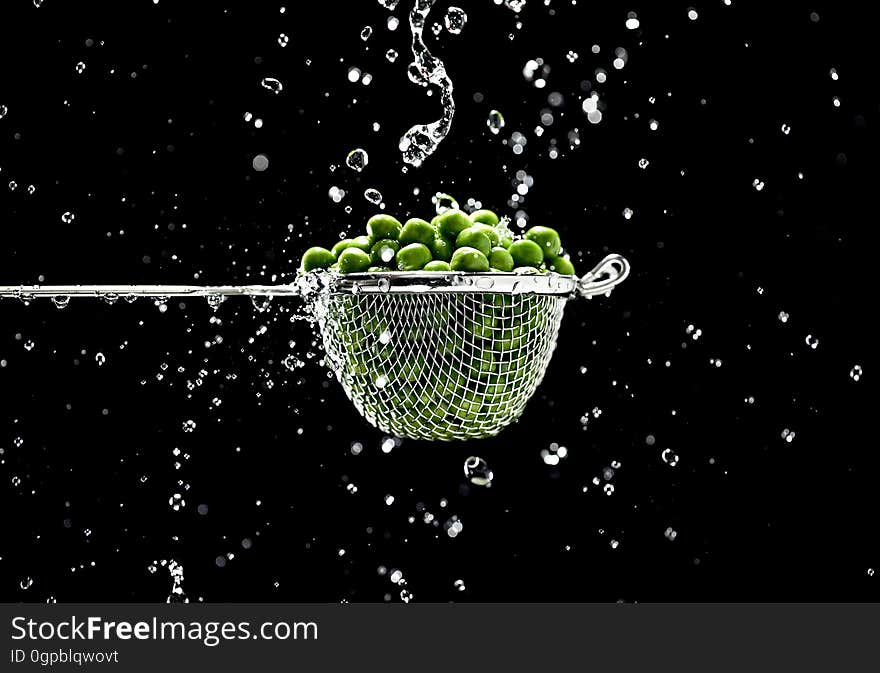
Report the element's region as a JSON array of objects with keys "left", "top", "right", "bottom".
[
  {"left": 576, "top": 254, "right": 631, "bottom": 298},
  {"left": 0, "top": 284, "right": 302, "bottom": 299}
]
